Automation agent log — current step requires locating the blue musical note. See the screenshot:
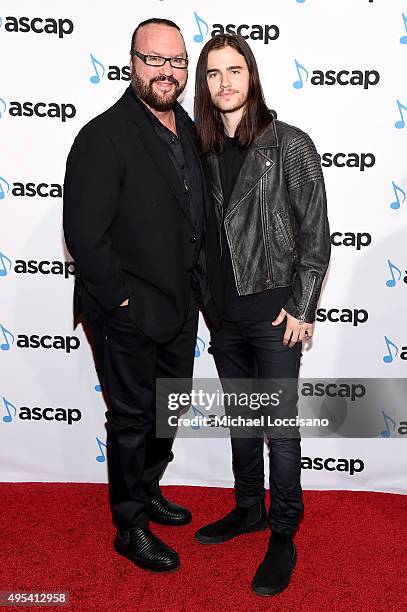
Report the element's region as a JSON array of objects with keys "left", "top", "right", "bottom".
[
  {"left": 2, "top": 397, "right": 17, "bottom": 423},
  {"left": 380, "top": 411, "right": 396, "bottom": 438},
  {"left": 0, "top": 252, "right": 12, "bottom": 277},
  {"left": 386, "top": 260, "right": 402, "bottom": 287},
  {"left": 292, "top": 59, "right": 308, "bottom": 89},
  {"left": 0, "top": 98, "right": 6, "bottom": 119},
  {"left": 94, "top": 383, "right": 103, "bottom": 392},
  {"left": 400, "top": 13, "right": 407, "bottom": 44},
  {"left": 0, "top": 176, "right": 10, "bottom": 200},
  {"left": 383, "top": 336, "right": 398, "bottom": 364},
  {"left": 190, "top": 405, "right": 206, "bottom": 429},
  {"left": 394, "top": 99, "right": 407, "bottom": 129},
  {"left": 296, "top": 0, "right": 306, "bottom": 3},
  {"left": 390, "top": 181, "right": 406, "bottom": 210},
  {"left": 195, "top": 336, "right": 206, "bottom": 358},
  {"left": 89, "top": 54, "right": 105, "bottom": 84},
  {"left": 0, "top": 324, "right": 14, "bottom": 350},
  {"left": 95, "top": 436, "right": 107, "bottom": 462},
  {"left": 193, "top": 12, "right": 209, "bottom": 43}
]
